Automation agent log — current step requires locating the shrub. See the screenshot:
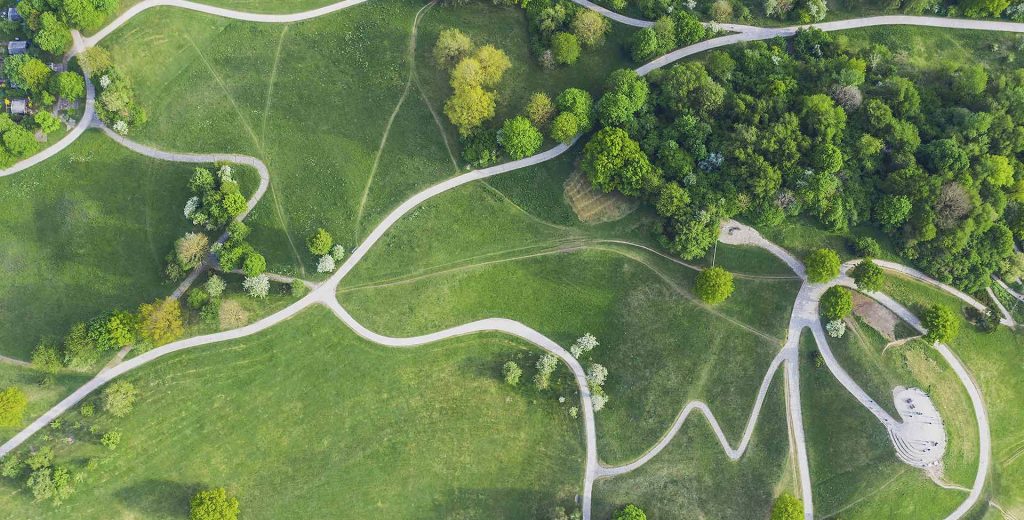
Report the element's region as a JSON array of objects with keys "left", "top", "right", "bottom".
[
  {"left": 186, "top": 288, "right": 210, "bottom": 310},
  {"left": 525, "top": 92, "right": 555, "bottom": 126},
  {"left": 433, "top": 28, "right": 473, "bottom": 68},
  {"left": 34, "top": 111, "right": 62, "bottom": 134},
  {"left": 569, "top": 333, "right": 599, "bottom": 358},
  {"left": 32, "top": 342, "right": 62, "bottom": 374},
  {"left": 770, "top": 493, "right": 803, "bottom": 520},
  {"left": 534, "top": 354, "right": 558, "bottom": 389},
  {"left": 317, "top": 254, "right": 336, "bottom": 273},
  {"left": 820, "top": 286, "right": 852, "bottom": 320},
  {"left": 190, "top": 487, "right": 240, "bottom": 520},
  {"left": 290, "top": 279, "right": 307, "bottom": 297},
  {"left": 502, "top": 361, "right": 522, "bottom": 386},
  {"left": 851, "top": 259, "right": 884, "bottom": 292},
  {"left": 499, "top": 116, "right": 543, "bottom": 159},
  {"left": 551, "top": 32, "right": 581, "bottom": 65},
  {"left": 242, "top": 252, "right": 266, "bottom": 277},
  {"left": 243, "top": 274, "right": 271, "bottom": 298},
  {"left": 805, "top": 248, "right": 840, "bottom": 283},
  {"left": 206, "top": 275, "right": 226, "bottom": 299},
  {"left": 695, "top": 266, "right": 735, "bottom": 304},
  {"left": 103, "top": 381, "right": 138, "bottom": 418},
  {"left": 923, "top": 305, "right": 960, "bottom": 344},
  {"left": 586, "top": 363, "right": 608, "bottom": 386},
  {"left": 613, "top": 504, "right": 647, "bottom": 520},
  {"left": 330, "top": 244, "right": 346, "bottom": 262},
  {"left": 826, "top": 318, "right": 846, "bottom": 338},
  {"left": 100, "top": 429, "right": 122, "bottom": 450},
  {"left": 307, "top": 228, "right": 333, "bottom": 256},
  {"left": 0, "top": 386, "right": 28, "bottom": 427}
]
